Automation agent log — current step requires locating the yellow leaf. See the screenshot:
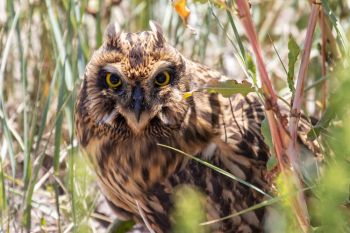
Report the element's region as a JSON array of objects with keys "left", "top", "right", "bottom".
[
  {"left": 173, "top": 0, "right": 191, "bottom": 24},
  {"left": 183, "top": 91, "right": 193, "bottom": 99}
]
